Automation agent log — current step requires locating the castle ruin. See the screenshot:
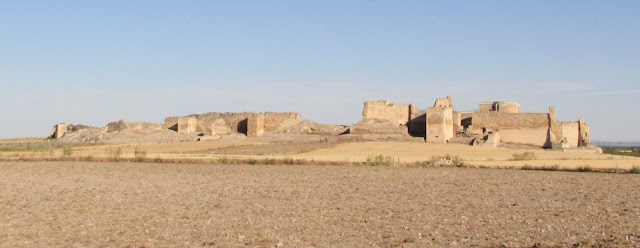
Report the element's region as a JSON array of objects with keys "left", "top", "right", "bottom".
[
  {"left": 49, "top": 96, "right": 599, "bottom": 152},
  {"left": 361, "top": 96, "right": 597, "bottom": 151}
]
